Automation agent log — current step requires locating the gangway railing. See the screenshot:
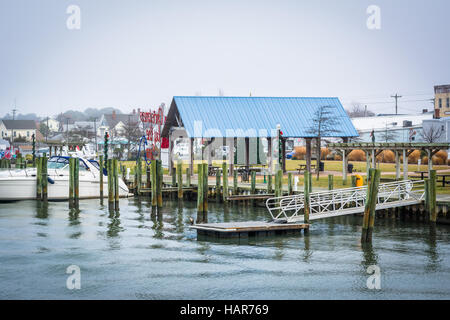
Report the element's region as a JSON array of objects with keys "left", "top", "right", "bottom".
[{"left": 266, "top": 180, "right": 426, "bottom": 223}]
